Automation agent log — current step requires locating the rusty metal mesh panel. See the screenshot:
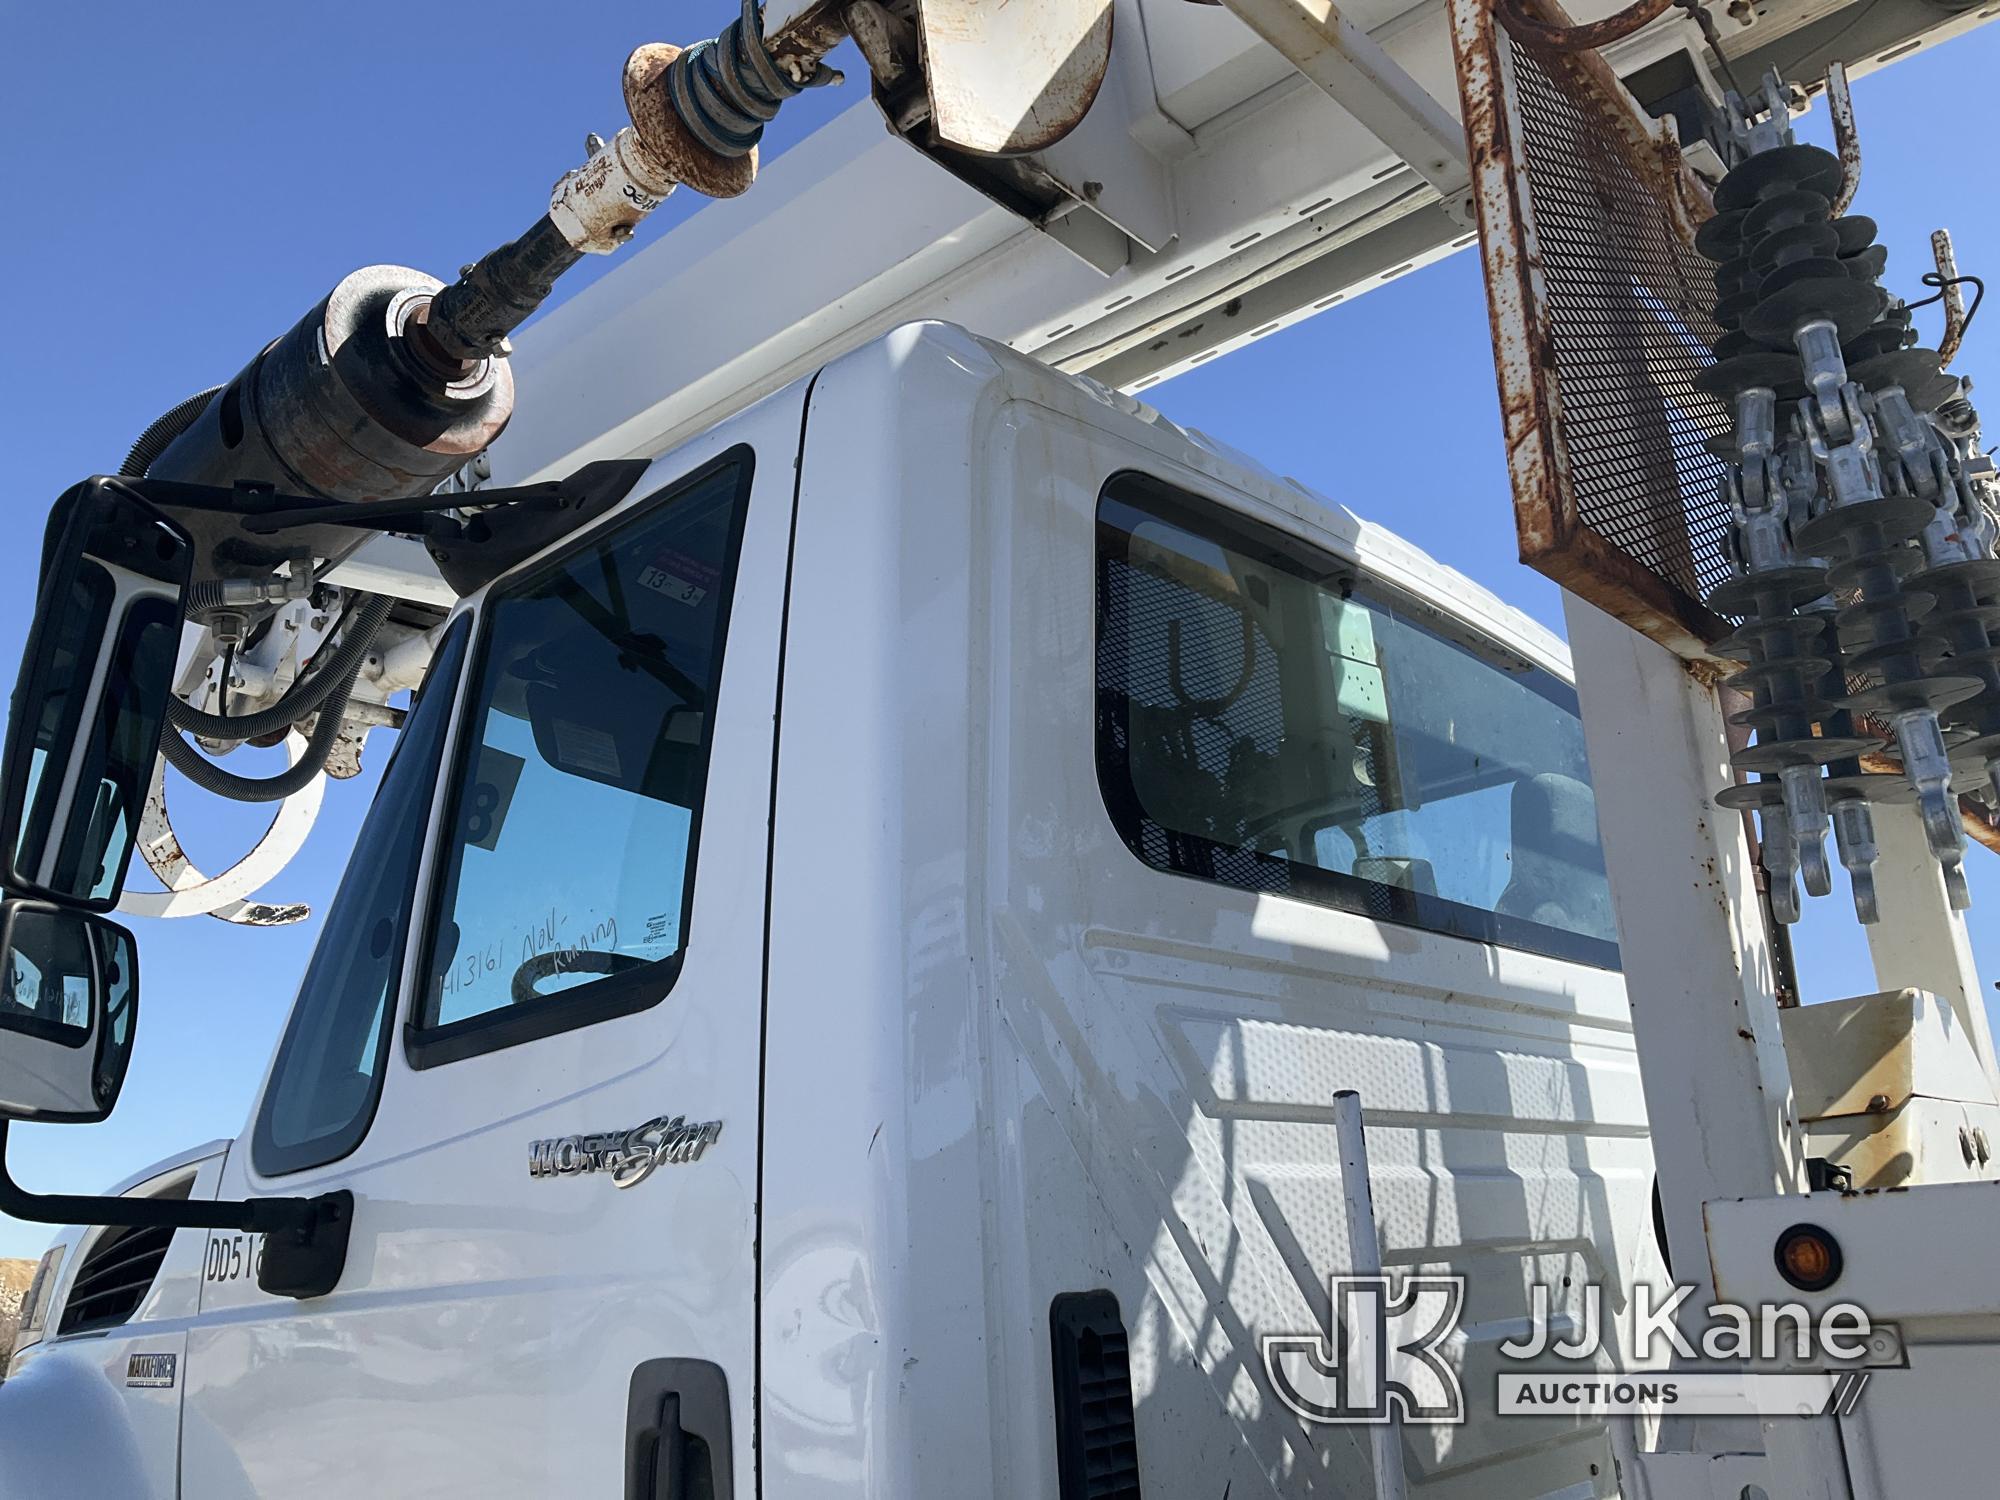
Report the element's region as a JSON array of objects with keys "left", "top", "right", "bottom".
[{"left": 1506, "top": 36, "right": 1736, "bottom": 611}]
